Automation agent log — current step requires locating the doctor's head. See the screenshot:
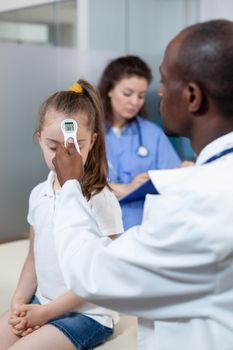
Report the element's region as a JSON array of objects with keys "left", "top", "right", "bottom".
[
  {"left": 158, "top": 19, "right": 233, "bottom": 153},
  {"left": 98, "top": 55, "right": 152, "bottom": 127},
  {"left": 36, "top": 79, "right": 108, "bottom": 199}
]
